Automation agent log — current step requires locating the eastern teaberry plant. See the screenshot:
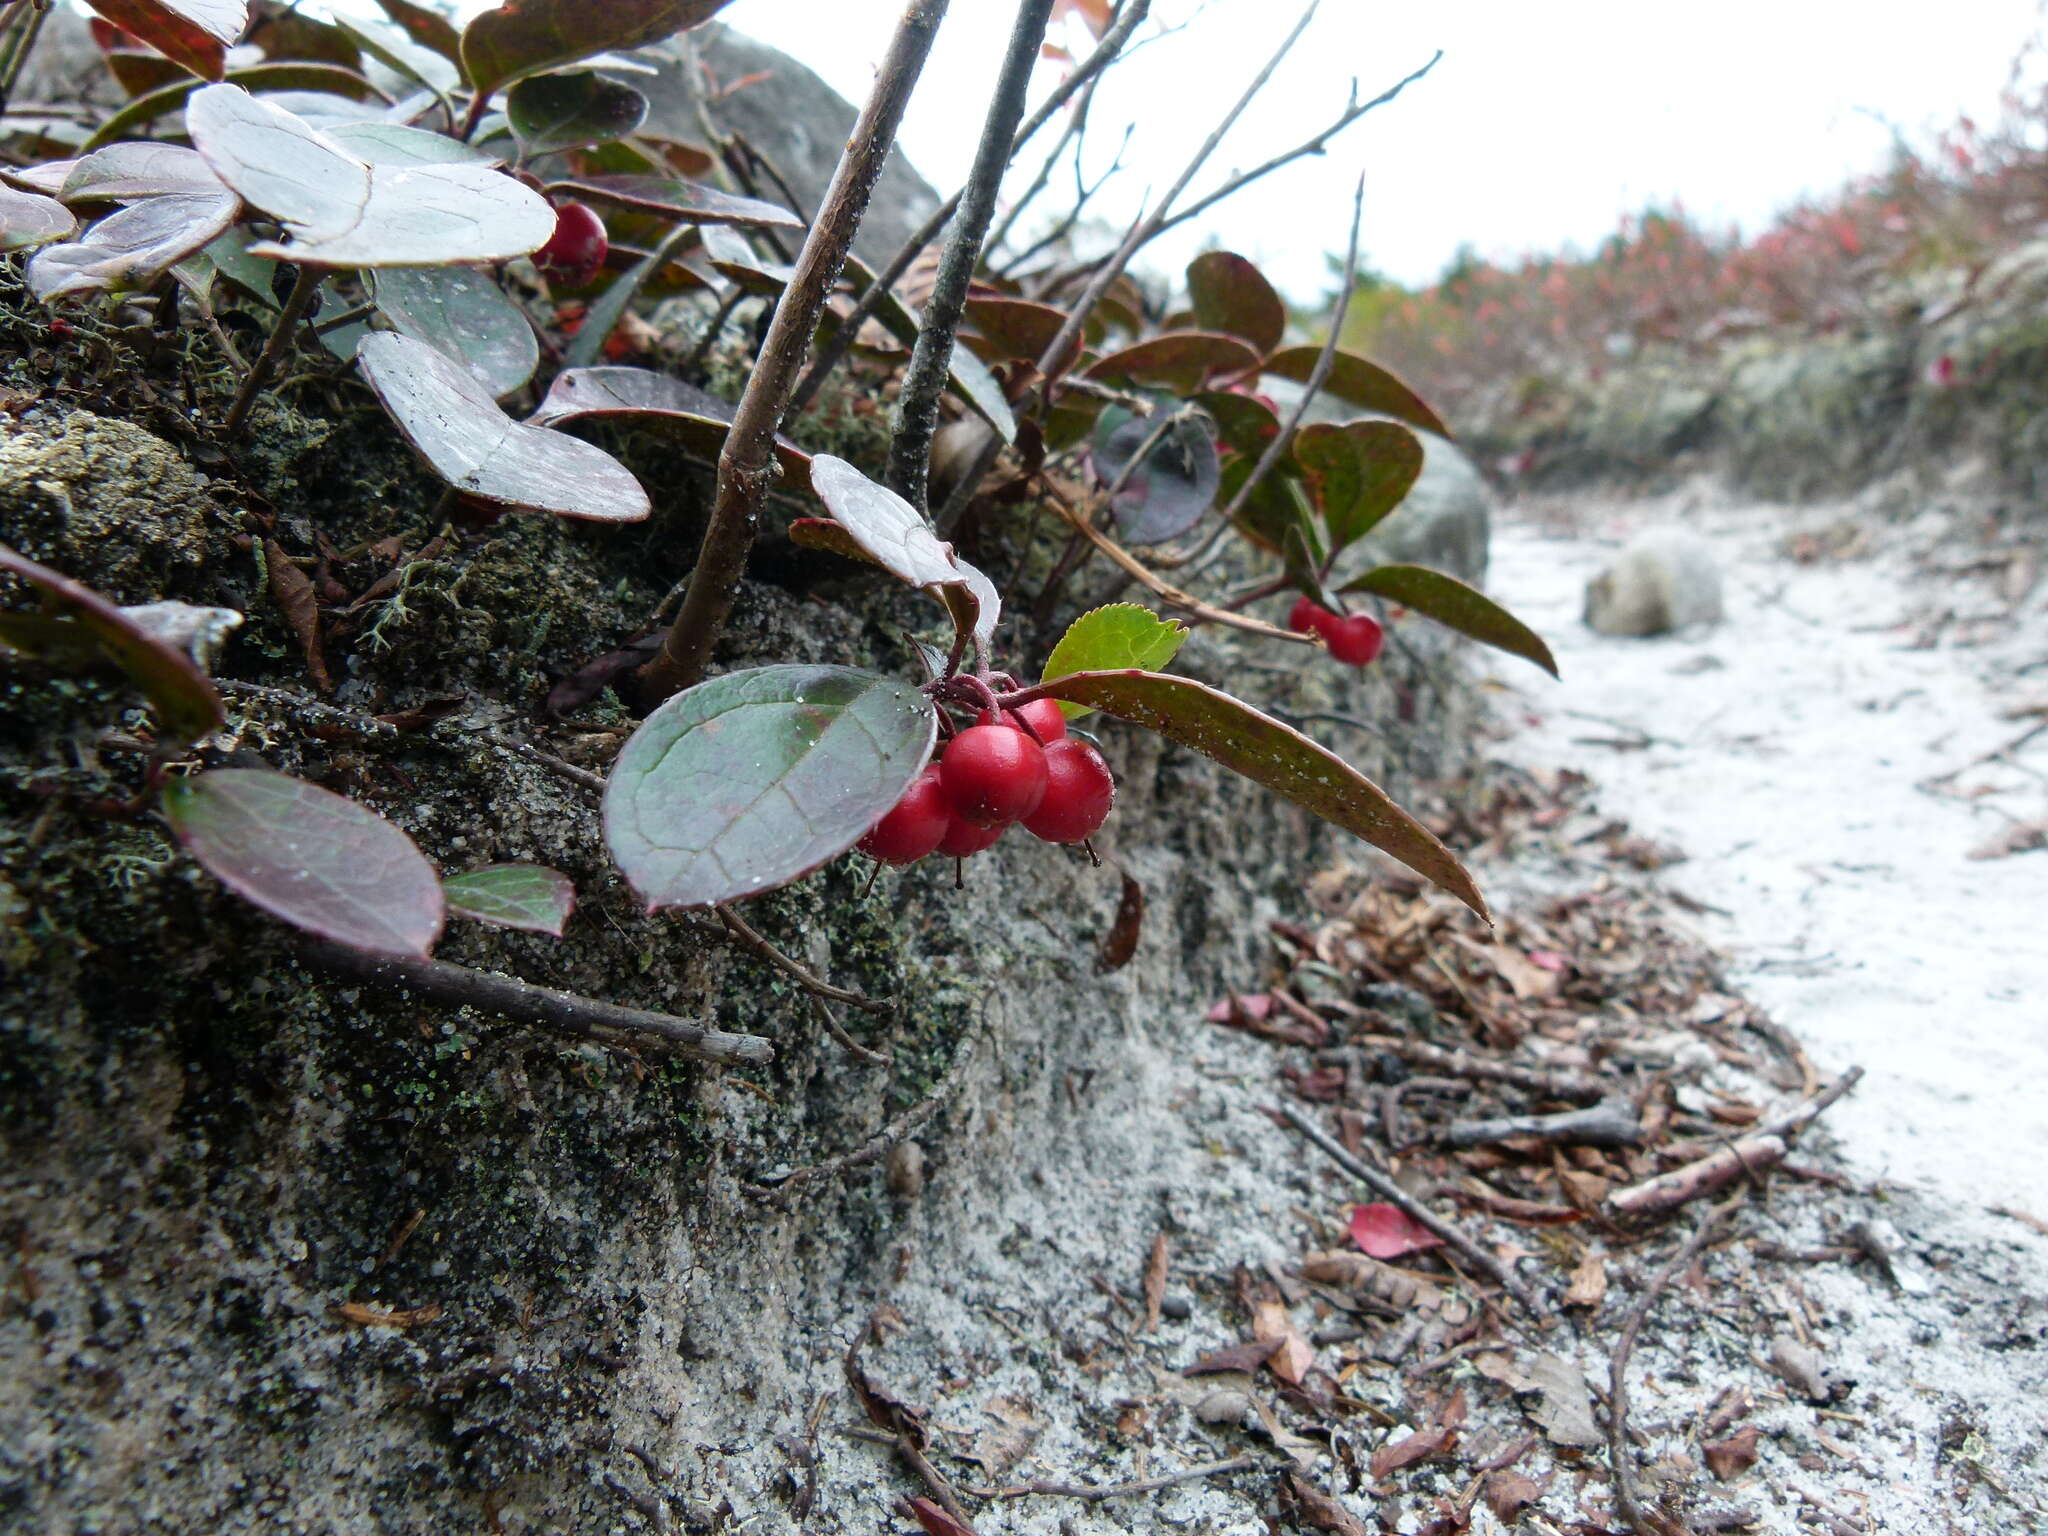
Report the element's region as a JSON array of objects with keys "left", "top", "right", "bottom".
[{"left": 1, "top": 0, "right": 1536, "bottom": 1020}]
